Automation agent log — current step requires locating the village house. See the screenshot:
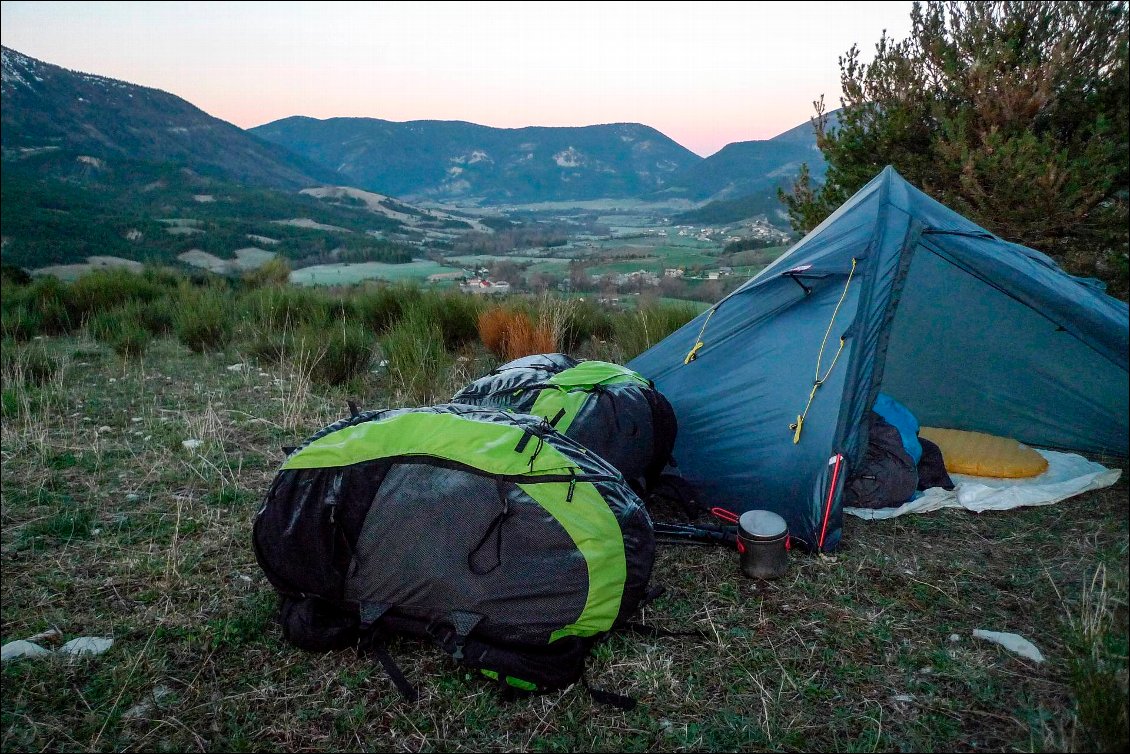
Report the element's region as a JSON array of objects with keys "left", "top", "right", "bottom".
[{"left": 459, "top": 278, "right": 511, "bottom": 295}]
